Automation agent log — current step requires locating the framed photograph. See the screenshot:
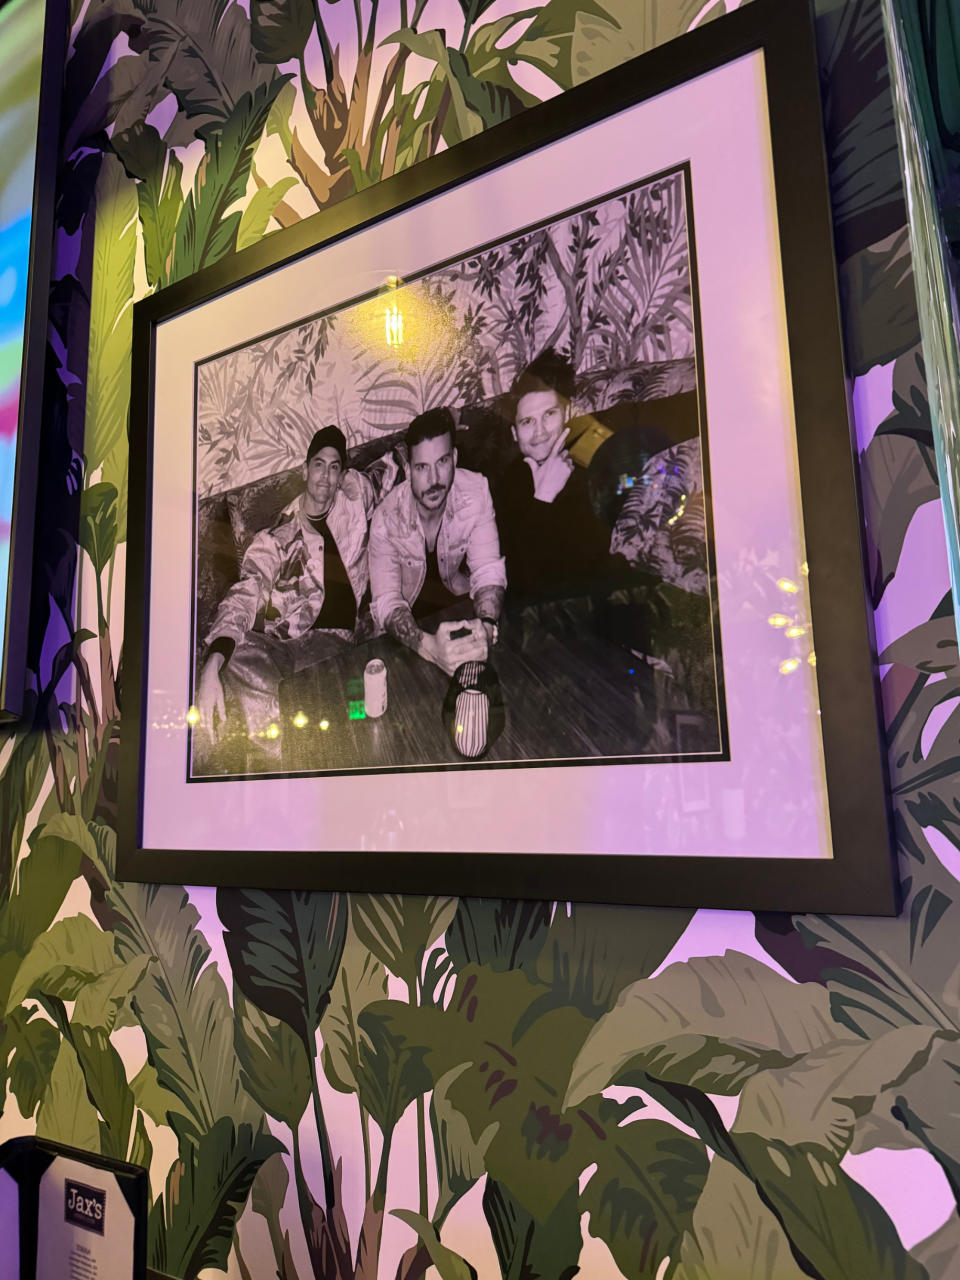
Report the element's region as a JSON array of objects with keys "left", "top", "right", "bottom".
[
  {"left": 120, "top": 0, "right": 898, "bottom": 912},
  {"left": 0, "top": 0, "right": 67, "bottom": 718}
]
